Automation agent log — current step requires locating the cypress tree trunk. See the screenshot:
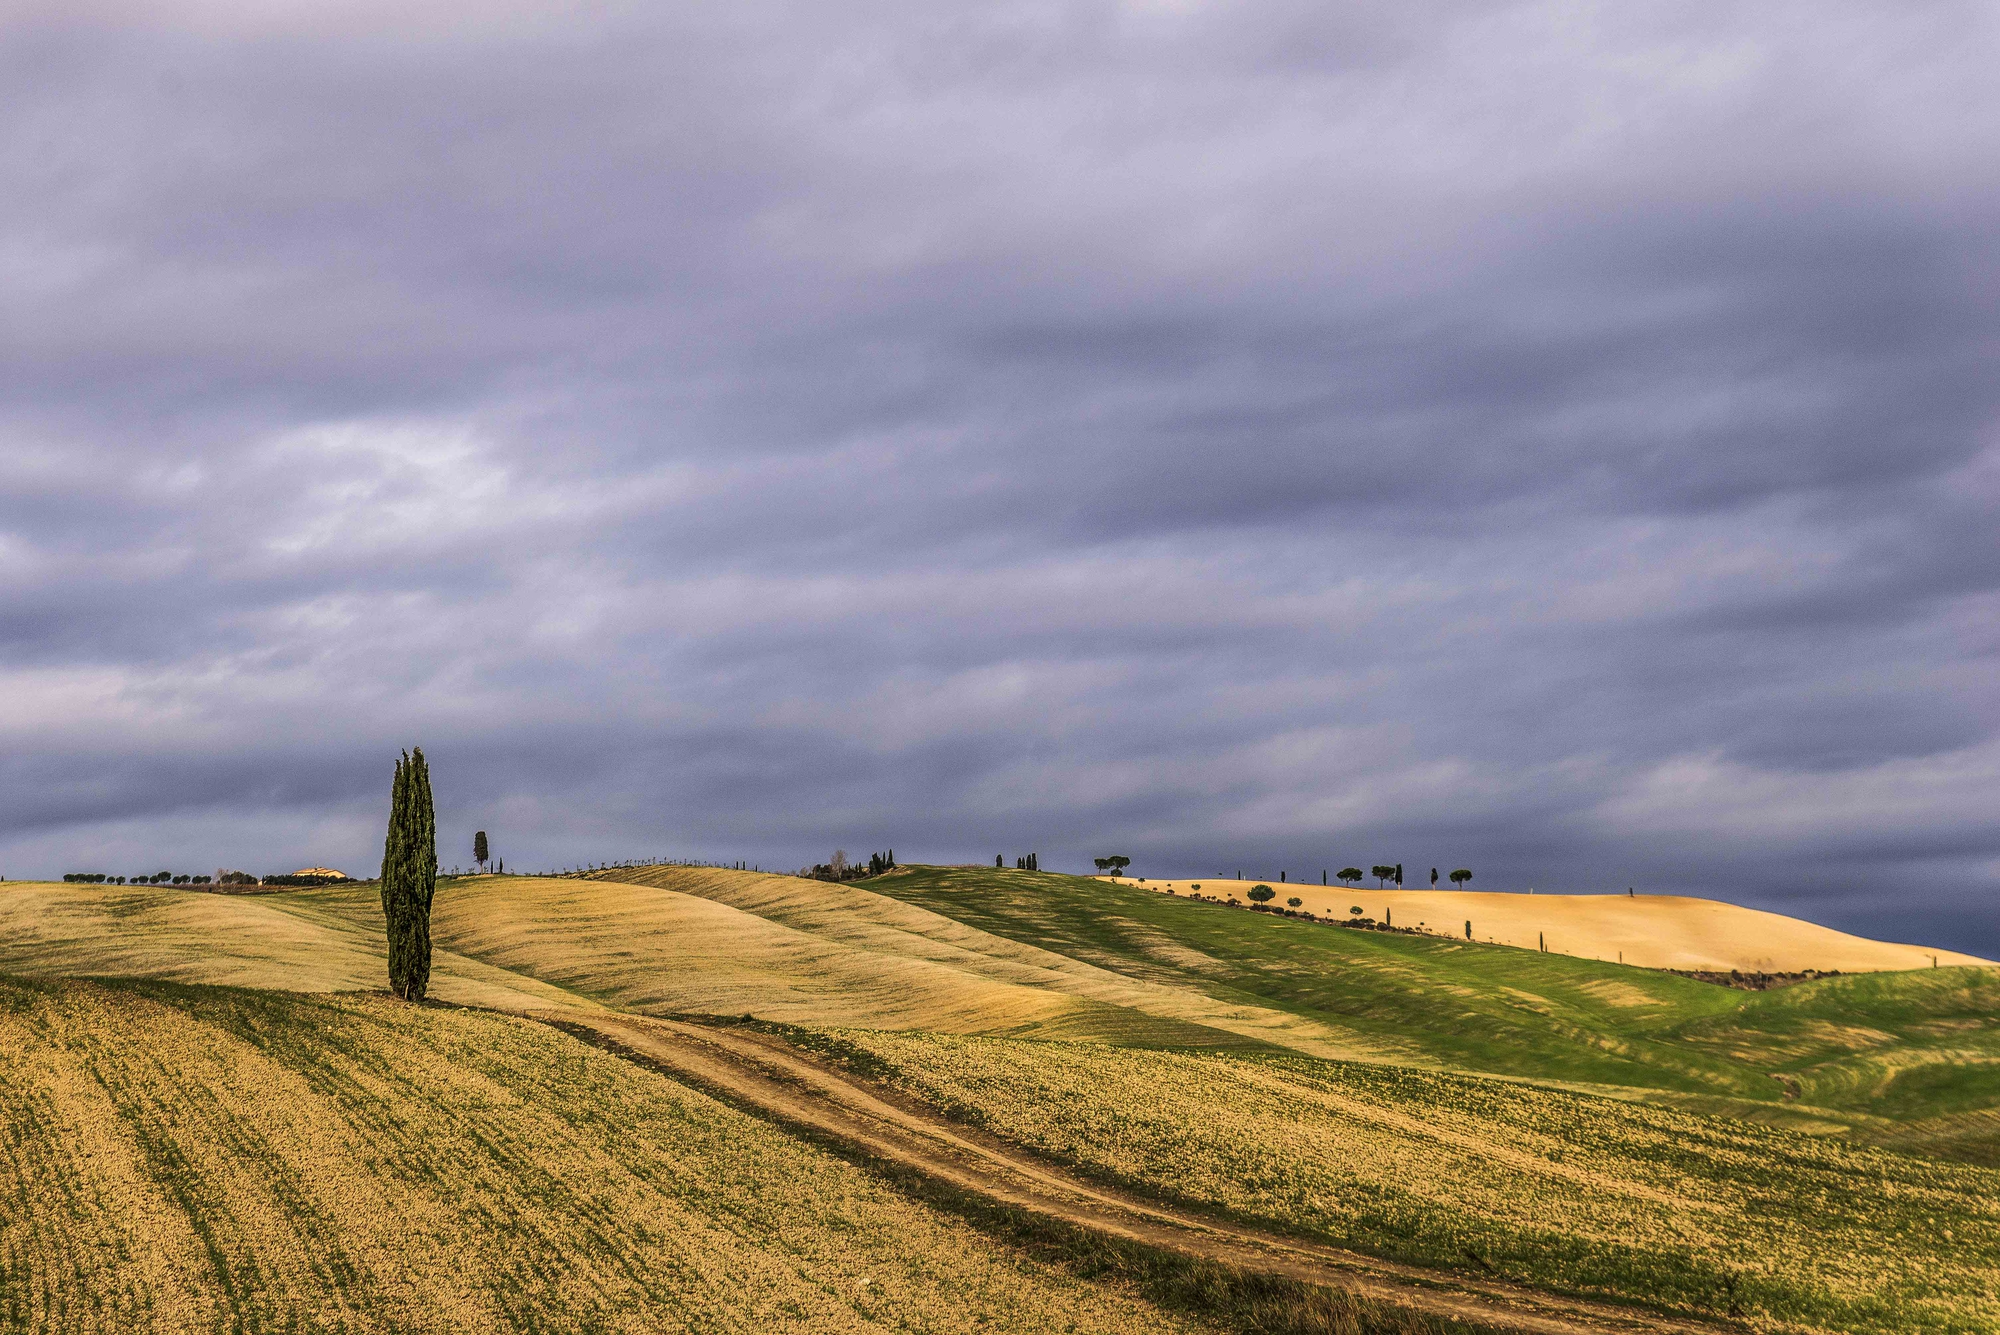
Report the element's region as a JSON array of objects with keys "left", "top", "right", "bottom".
[{"left": 380, "top": 748, "right": 437, "bottom": 1000}]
